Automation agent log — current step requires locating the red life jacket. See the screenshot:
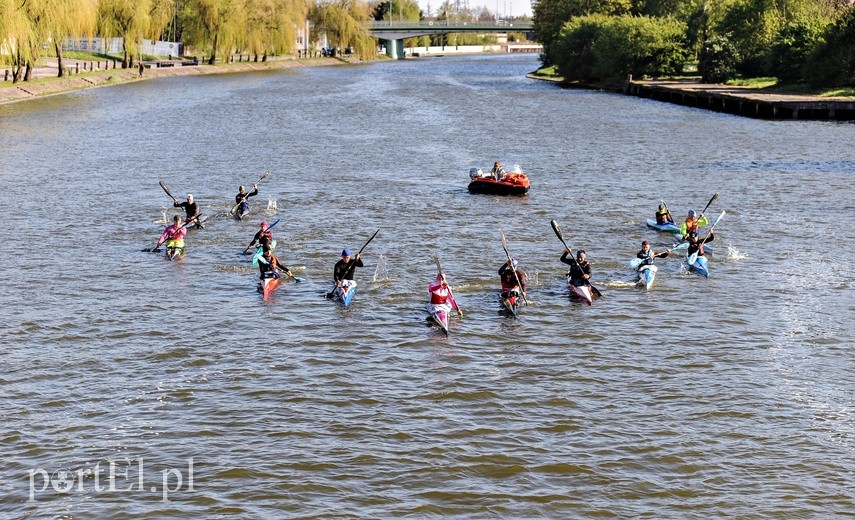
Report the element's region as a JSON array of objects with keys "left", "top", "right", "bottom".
[{"left": 429, "top": 283, "right": 449, "bottom": 304}]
